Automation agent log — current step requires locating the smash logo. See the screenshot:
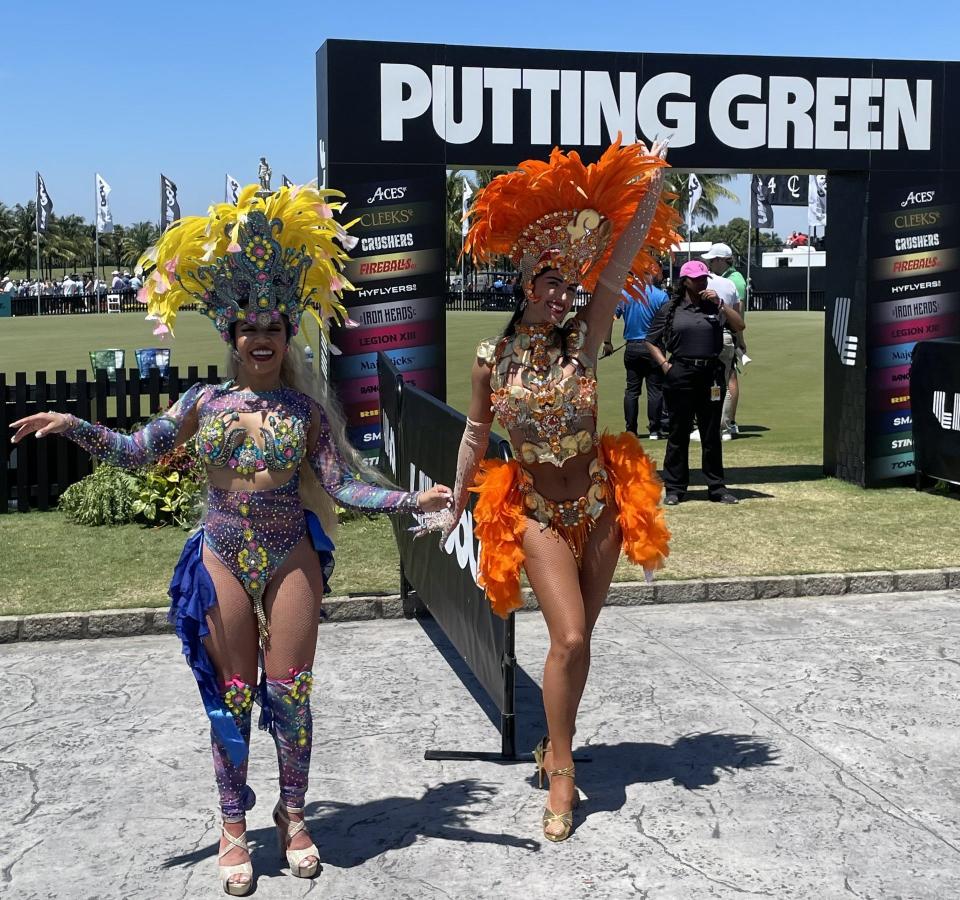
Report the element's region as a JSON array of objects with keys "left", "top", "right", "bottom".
[
  {"left": 900, "top": 191, "right": 935, "bottom": 208},
  {"left": 367, "top": 186, "right": 408, "bottom": 203}
]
